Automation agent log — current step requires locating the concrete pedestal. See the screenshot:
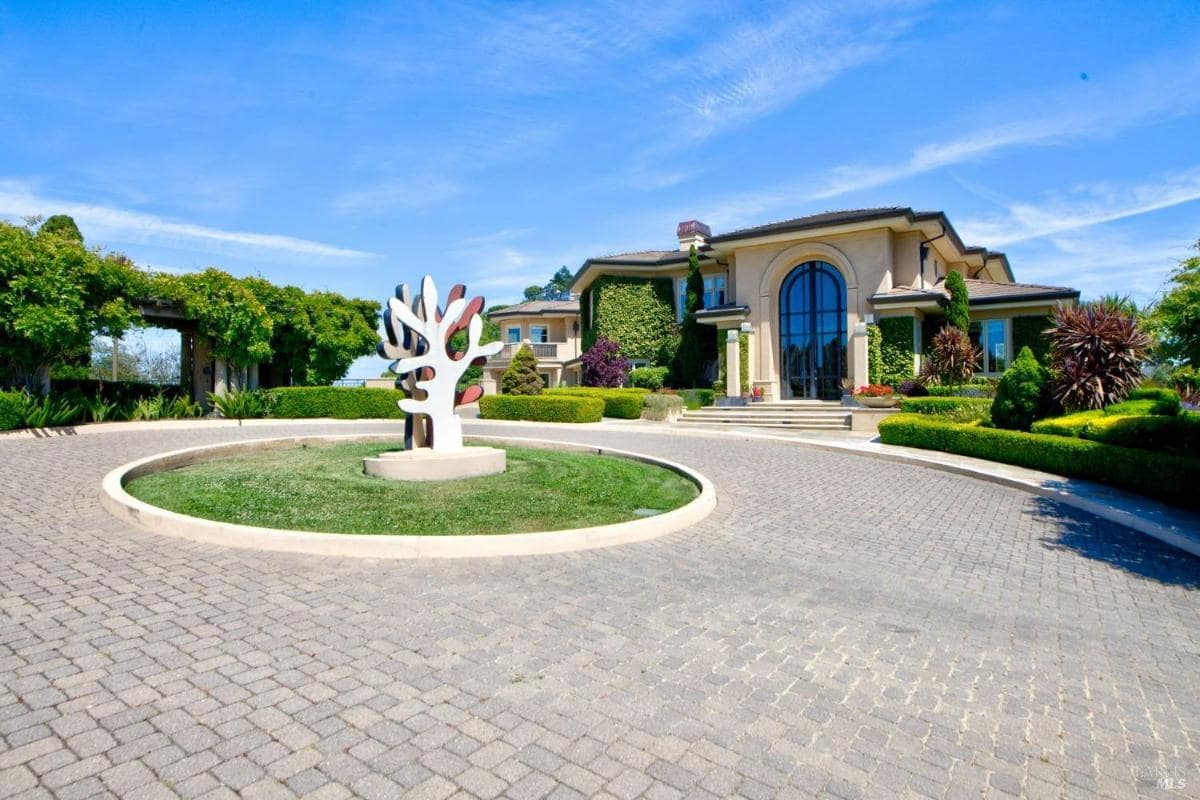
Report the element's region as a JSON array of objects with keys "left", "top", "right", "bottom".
[{"left": 363, "top": 447, "right": 506, "bottom": 481}]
